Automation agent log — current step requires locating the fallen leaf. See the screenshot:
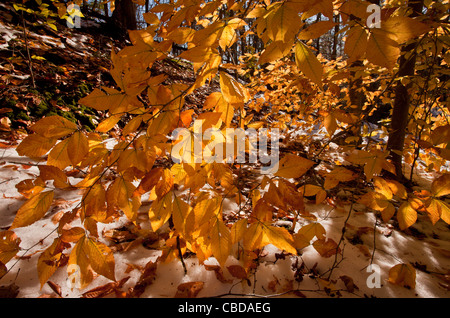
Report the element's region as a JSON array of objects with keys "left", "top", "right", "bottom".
[
  {"left": 130, "top": 261, "right": 157, "bottom": 297},
  {"left": 175, "top": 281, "right": 204, "bottom": 298},
  {"left": 0, "top": 283, "right": 19, "bottom": 298},
  {"left": 204, "top": 265, "right": 232, "bottom": 284},
  {"left": 388, "top": 263, "right": 416, "bottom": 289},
  {"left": 312, "top": 238, "right": 340, "bottom": 258},
  {"left": 82, "top": 277, "right": 130, "bottom": 298},
  {"left": 339, "top": 275, "right": 359, "bottom": 293}
]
